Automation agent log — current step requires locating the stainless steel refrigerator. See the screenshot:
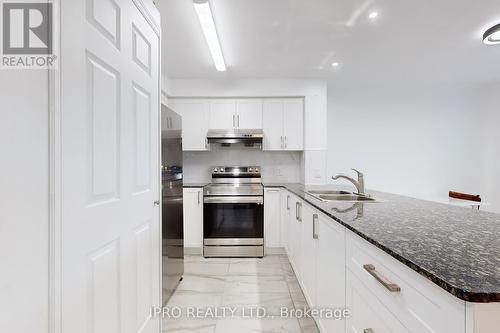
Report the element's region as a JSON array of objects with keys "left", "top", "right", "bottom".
[{"left": 161, "top": 104, "right": 184, "bottom": 304}]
